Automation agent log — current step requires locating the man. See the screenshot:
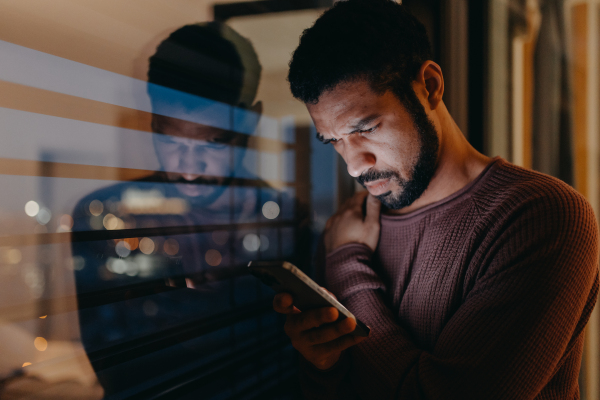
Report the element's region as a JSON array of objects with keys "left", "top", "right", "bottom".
[
  {"left": 273, "top": 1, "right": 599, "bottom": 399},
  {"left": 71, "top": 22, "right": 296, "bottom": 397}
]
